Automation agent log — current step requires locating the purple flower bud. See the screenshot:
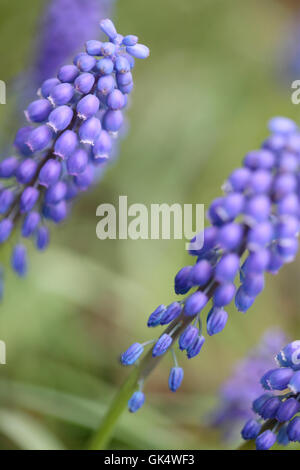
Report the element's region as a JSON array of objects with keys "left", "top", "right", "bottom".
[
  {"left": 213, "top": 283, "right": 236, "bottom": 307},
  {"left": 0, "top": 156, "right": 19, "bottom": 178},
  {"left": 253, "top": 393, "right": 272, "bottom": 414},
  {"left": 207, "top": 307, "right": 228, "bottom": 336},
  {"left": 268, "top": 116, "right": 297, "bottom": 135},
  {"left": 100, "top": 42, "right": 116, "bottom": 57},
  {"left": 117, "top": 71, "right": 133, "bottom": 87},
  {"left": 126, "top": 44, "right": 150, "bottom": 59},
  {"left": 0, "top": 218, "right": 13, "bottom": 243},
  {"left": 147, "top": 304, "right": 166, "bottom": 327},
  {"left": 77, "top": 94, "right": 100, "bottom": 120},
  {"left": 74, "top": 73, "right": 95, "bottom": 94},
  {"left": 67, "top": 148, "right": 89, "bottom": 175},
  {"left": 189, "top": 226, "right": 218, "bottom": 256},
  {"left": 263, "top": 134, "right": 286, "bottom": 152},
  {"left": 38, "top": 159, "right": 61, "bottom": 187},
  {"left": 100, "top": 19, "right": 118, "bottom": 40},
  {"left": 115, "top": 56, "right": 131, "bottom": 74},
  {"left": 123, "top": 35, "right": 138, "bottom": 47},
  {"left": 244, "top": 195, "right": 271, "bottom": 224},
  {"left": 248, "top": 169, "right": 272, "bottom": 194},
  {"left": 102, "top": 110, "right": 124, "bottom": 132},
  {"left": 97, "top": 75, "right": 115, "bottom": 95},
  {"left": 96, "top": 58, "right": 114, "bottom": 75},
  {"left": 179, "top": 325, "right": 199, "bottom": 351},
  {"left": 276, "top": 341, "right": 300, "bottom": 370},
  {"left": 121, "top": 342, "right": 144, "bottom": 365},
  {"left": 247, "top": 222, "right": 273, "bottom": 252},
  {"left": 277, "top": 425, "right": 290, "bottom": 446},
  {"left": 276, "top": 238, "right": 298, "bottom": 262},
  {"left": 190, "top": 260, "right": 213, "bottom": 286},
  {"left": 40, "top": 78, "right": 60, "bottom": 98},
  {"left": 14, "top": 127, "right": 33, "bottom": 156},
  {"left": 288, "top": 370, "right": 300, "bottom": 394},
  {"left": 22, "top": 212, "right": 40, "bottom": 237},
  {"left": 215, "top": 253, "right": 239, "bottom": 283},
  {"left": 77, "top": 53, "right": 96, "bottom": 72},
  {"left": 169, "top": 367, "right": 184, "bottom": 392},
  {"left": 235, "top": 286, "right": 255, "bottom": 313},
  {"left": 160, "top": 302, "right": 182, "bottom": 325},
  {"left": 242, "top": 274, "right": 264, "bottom": 296},
  {"left": 244, "top": 149, "right": 275, "bottom": 170},
  {"left": 261, "top": 369, "right": 276, "bottom": 390},
  {"left": 44, "top": 200, "right": 67, "bottom": 223},
  {"left": 49, "top": 83, "right": 74, "bottom": 106},
  {"left": 48, "top": 106, "right": 73, "bottom": 132},
  {"left": 278, "top": 151, "right": 298, "bottom": 172},
  {"left": 276, "top": 216, "right": 299, "bottom": 238},
  {"left": 243, "top": 249, "right": 270, "bottom": 274},
  {"left": 119, "top": 82, "right": 134, "bottom": 95},
  {"left": 255, "top": 430, "right": 276, "bottom": 450},
  {"left": 79, "top": 117, "right": 101, "bottom": 145},
  {"left": 25, "top": 99, "right": 52, "bottom": 123},
  {"left": 287, "top": 416, "right": 300, "bottom": 442},
  {"left": 74, "top": 165, "right": 94, "bottom": 191},
  {"left": 128, "top": 391, "right": 145, "bottom": 413},
  {"left": 152, "top": 333, "right": 172, "bottom": 357},
  {"left": 107, "top": 89, "right": 126, "bottom": 110},
  {"left": 45, "top": 181, "right": 67, "bottom": 205},
  {"left": 273, "top": 173, "right": 297, "bottom": 201},
  {"left": 16, "top": 159, "right": 38, "bottom": 184},
  {"left": 0, "top": 189, "right": 14, "bottom": 214},
  {"left": 57, "top": 65, "right": 79, "bottom": 83},
  {"left": 228, "top": 167, "right": 251, "bottom": 192},
  {"left": 11, "top": 244, "right": 27, "bottom": 277},
  {"left": 36, "top": 226, "right": 49, "bottom": 251},
  {"left": 187, "top": 335, "right": 205, "bottom": 359},
  {"left": 174, "top": 266, "right": 193, "bottom": 294},
  {"left": 20, "top": 187, "right": 39, "bottom": 213},
  {"left": 26, "top": 125, "right": 53, "bottom": 152},
  {"left": 276, "top": 398, "right": 300, "bottom": 423},
  {"left": 184, "top": 291, "right": 208, "bottom": 316},
  {"left": 259, "top": 396, "right": 281, "bottom": 419},
  {"left": 277, "top": 193, "right": 300, "bottom": 216},
  {"left": 85, "top": 40, "right": 102, "bottom": 56},
  {"left": 93, "top": 131, "right": 112, "bottom": 160},
  {"left": 266, "top": 249, "right": 283, "bottom": 274},
  {"left": 241, "top": 419, "right": 261, "bottom": 440},
  {"left": 218, "top": 223, "right": 243, "bottom": 251},
  {"left": 54, "top": 130, "right": 78, "bottom": 159},
  {"left": 264, "top": 367, "right": 294, "bottom": 391}
]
